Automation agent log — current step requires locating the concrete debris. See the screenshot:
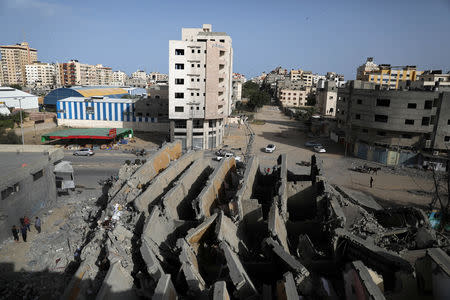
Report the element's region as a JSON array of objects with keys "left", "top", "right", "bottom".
[
  {"left": 8, "top": 144, "right": 450, "bottom": 300},
  {"left": 213, "top": 281, "right": 230, "bottom": 300}
]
